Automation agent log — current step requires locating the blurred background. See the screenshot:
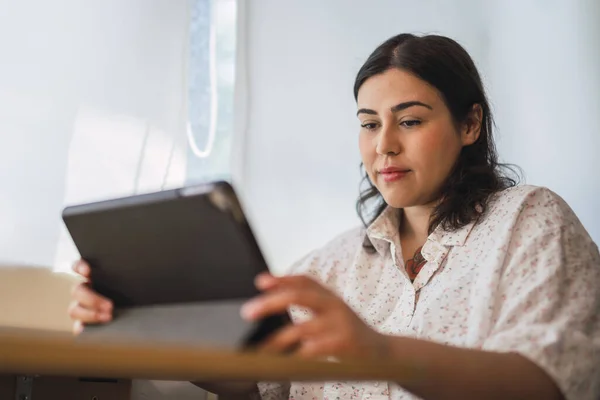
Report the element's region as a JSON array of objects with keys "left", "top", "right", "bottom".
[{"left": 1, "top": 0, "right": 599, "bottom": 276}]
